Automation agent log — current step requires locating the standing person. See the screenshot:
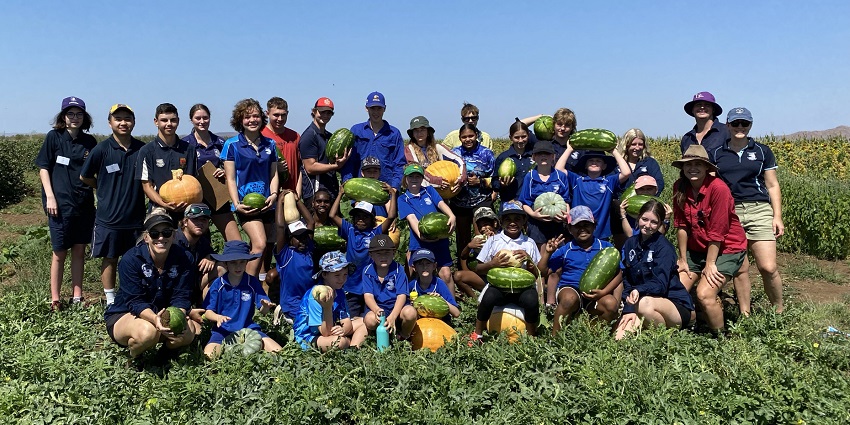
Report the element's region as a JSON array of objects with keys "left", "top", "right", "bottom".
[
  {"left": 300, "top": 97, "right": 349, "bottom": 204},
  {"left": 672, "top": 145, "right": 747, "bottom": 333},
  {"left": 450, "top": 123, "right": 496, "bottom": 262},
  {"left": 80, "top": 104, "right": 146, "bottom": 307},
  {"left": 680, "top": 91, "right": 729, "bottom": 155},
  {"left": 262, "top": 97, "right": 302, "bottom": 193},
  {"left": 518, "top": 141, "right": 570, "bottom": 247},
  {"left": 520, "top": 109, "right": 583, "bottom": 170},
  {"left": 344, "top": 91, "right": 406, "bottom": 189},
  {"left": 611, "top": 128, "right": 665, "bottom": 248},
  {"left": 36, "top": 96, "right": 97, "bottom": 311},
  {"left": 492, "top": 120, "right": 535, "bottom": 203},
  {"left": 404, "top": 115, "right": 466, "bottom": 192},
  {"left": 221, "top": 98, "right": 280, "bottom": 277},
  {"left": 181, "top": 103, "right": 241, "bottom": 242},
  {"left": 442, "top": 103, "right": 494, "bottom": 150},
  {"left": 711, "top": 107, "right": 784, "bottom": 314},
  {"left": 137, "top": 103, "right": 198, "bottom": 223}
]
